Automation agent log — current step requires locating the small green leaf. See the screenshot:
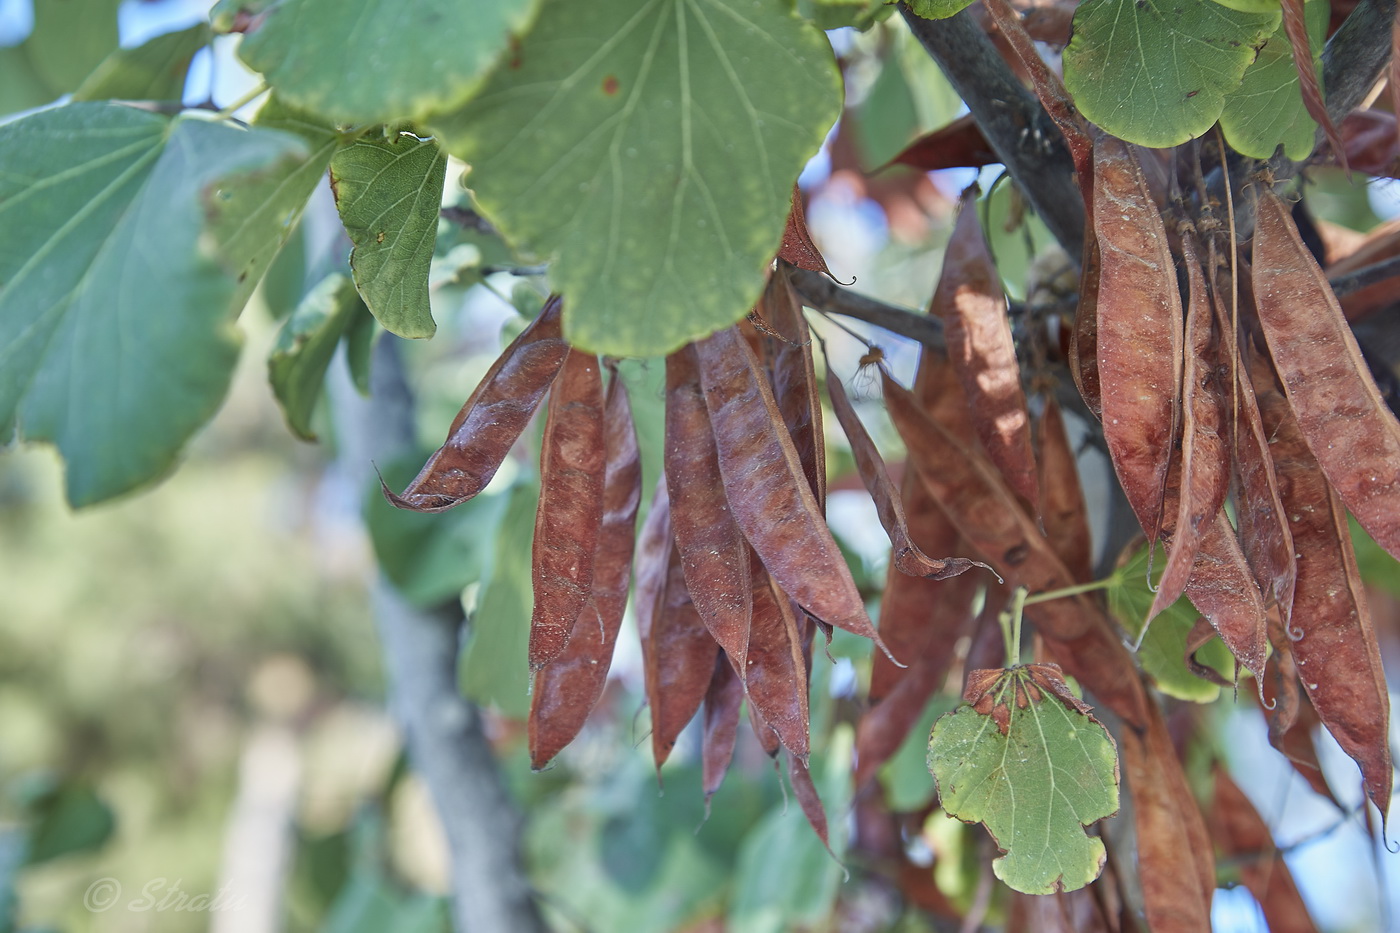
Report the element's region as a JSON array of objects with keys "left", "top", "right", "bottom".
[
  {"left": 238, "top": 0, "right": 539, "bottom": 125},
  {"left": 905, "top": 0, "right": 977, "bottom": 19},
  {"left": 268, "top": 274, "right": 366, "bottom": 440},
  {"left": 330, "top": 133, "right": 447, "bottom": 339},
  {"left": 1064, "top": 0, "right": 1278, "bottom": 148},
  {"left": 879, "top": 694, "right": 958, "bottom": 811},
  {"left": 366, "top": 455, "right": 509, "bottom": 607},
  {"left": 427, "top": 0, "right": 842, "bottom": 356},
  {"left": 927, "top": 666, "right": 1119, "bottom": 895},
  {"left": 1106, "top": 542, "right": 1234, "bottom": 701},
  {"left": 852, "top": 49, "right": 920, "bottom": 167},
  {"left": 1219, "top": 0, "right": 1325, "bottom": 160},
  {"left": 729, "top": 727, "right": 852, "bottom": 933},
  {"left": 344, "top": 308, "right": 380, "bottom": 396},
  {"left": 0, "top": 104, "right": 325, "bottom": 506},
  {"left": 73, "top": 23, "right": 212, "bottom": 102},
  {"left": 461, "top": 478, "right": 537, "bottom": 718},
  {"left": 797, "top": 0, "right": 891, "bottom": 29},
  {"left": 23, "top": 782, "right": 115, "bottom": 866}
]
